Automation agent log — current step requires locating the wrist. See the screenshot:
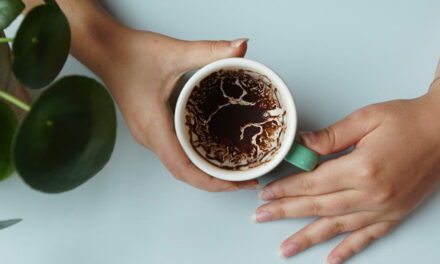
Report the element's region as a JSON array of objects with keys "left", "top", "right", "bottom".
[
  {"left": 24, "top": 0, "right": 133, "bottom": 78},
  {"left": 56, "top": 1, "right": 132, "bottom": 74}
]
